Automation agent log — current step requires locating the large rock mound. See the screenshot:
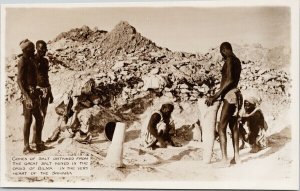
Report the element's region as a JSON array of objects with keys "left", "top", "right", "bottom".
[
  {"left": 47, "top": 21, "right": 167, "bottom": 71},
  {"left": 5, "top": 21, "right": 291, "bottom": 123}
]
